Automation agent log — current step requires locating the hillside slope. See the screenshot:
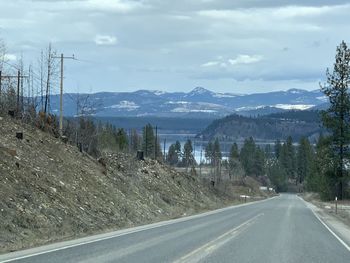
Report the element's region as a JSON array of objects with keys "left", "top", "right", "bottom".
[
  {"left": 199, "top": 111, "right": 323, "bottom": 141},
  {"left": 0, "top": 116, "right": 269, "bottom": 253}
]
